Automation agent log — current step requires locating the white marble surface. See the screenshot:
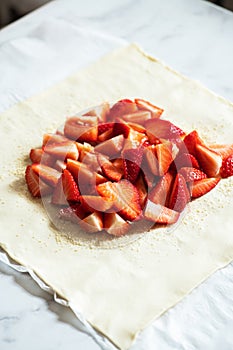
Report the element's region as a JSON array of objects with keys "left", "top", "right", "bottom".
[{"left": 0, "top": 0, "right": 233, "bottom": 349}]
